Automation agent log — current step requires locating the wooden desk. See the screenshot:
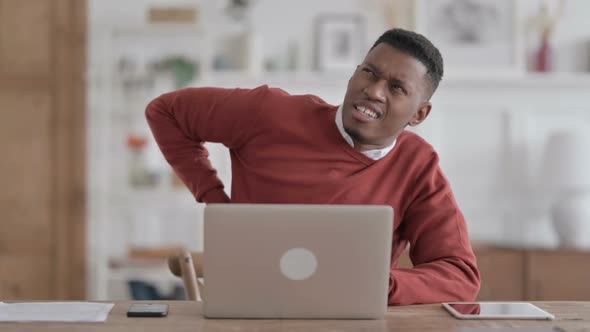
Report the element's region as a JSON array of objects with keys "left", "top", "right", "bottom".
[{"left": 1, "top": 301, "right": 588, "bottom": 331}]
